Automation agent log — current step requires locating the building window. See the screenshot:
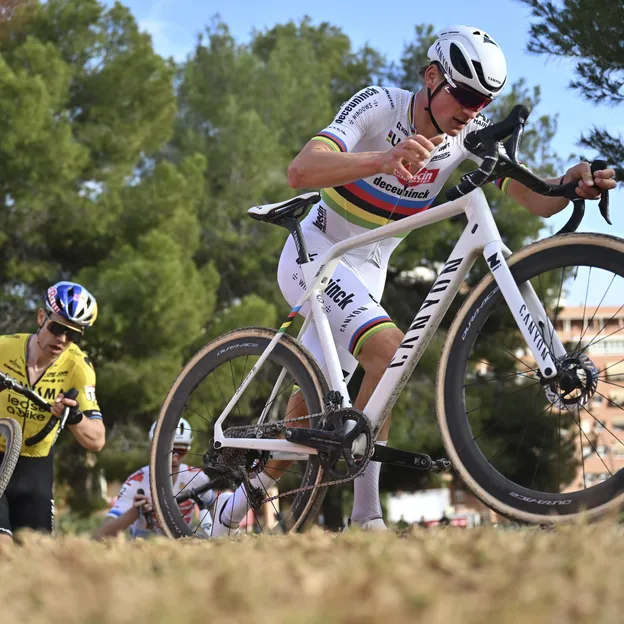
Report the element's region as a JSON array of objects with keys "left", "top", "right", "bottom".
[
  {"left": 584, "top": 473, "right": 598, "bottom": 486},
  {"left": 608, "top": 394, "right": 624, "bottom": 408},
  {"left": 612, "top": 418, "right": 624, "bottom": 433},
  {"left": 611, "top": 444, "right": 624, "bottom": 460},
  {"left": 588, "top": 340, "right": 624, "bottom": 356},
  {"left": 590, "top": 395, "right": 604, "bottom": 409}
]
